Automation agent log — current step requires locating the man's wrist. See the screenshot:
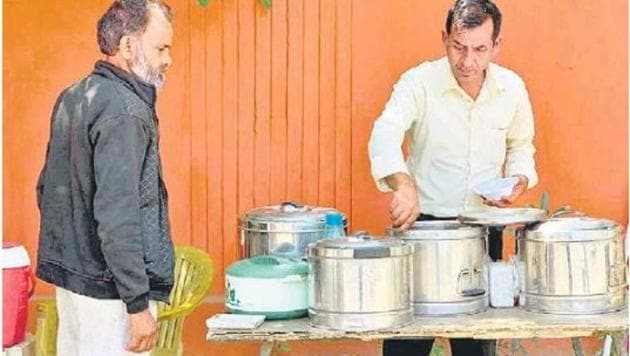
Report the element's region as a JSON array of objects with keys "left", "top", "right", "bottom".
[
  {"left": 514, "top": 174, "right": 528, "bottom": 186},
  {"left": 385, "top": 173, "right": 414, "bottom": 191}
]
